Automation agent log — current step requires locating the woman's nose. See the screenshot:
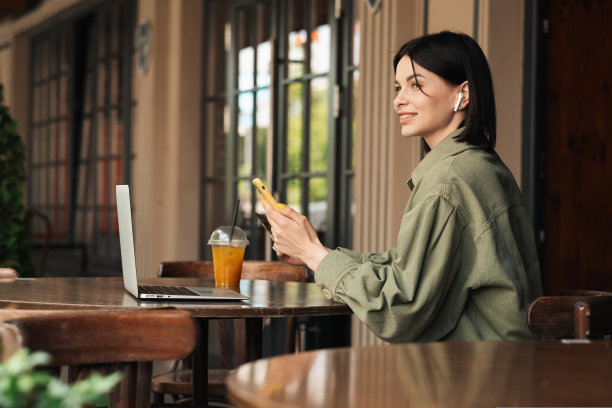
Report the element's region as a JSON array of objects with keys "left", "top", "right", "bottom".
[{"left": 394, "top": 91, "right": 405, "bottom": 111}]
